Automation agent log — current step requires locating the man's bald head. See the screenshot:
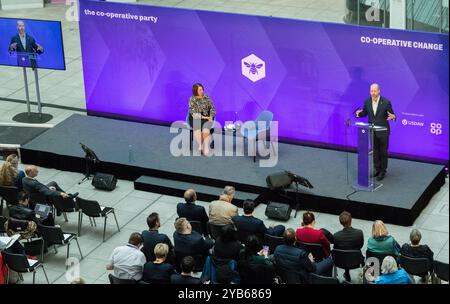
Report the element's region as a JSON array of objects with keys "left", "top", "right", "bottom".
[
  {"left": 25, "top": 165, "right": 38, "bottom": 177},
  {"left": 370, "top": 83, "right": 380, "bottom": 100},
  {"left": 17, "top": 20, "right": 25, "bottom": 35},
  {"left": 184, "top": 189, "right": 197, "bottom": 203}
]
